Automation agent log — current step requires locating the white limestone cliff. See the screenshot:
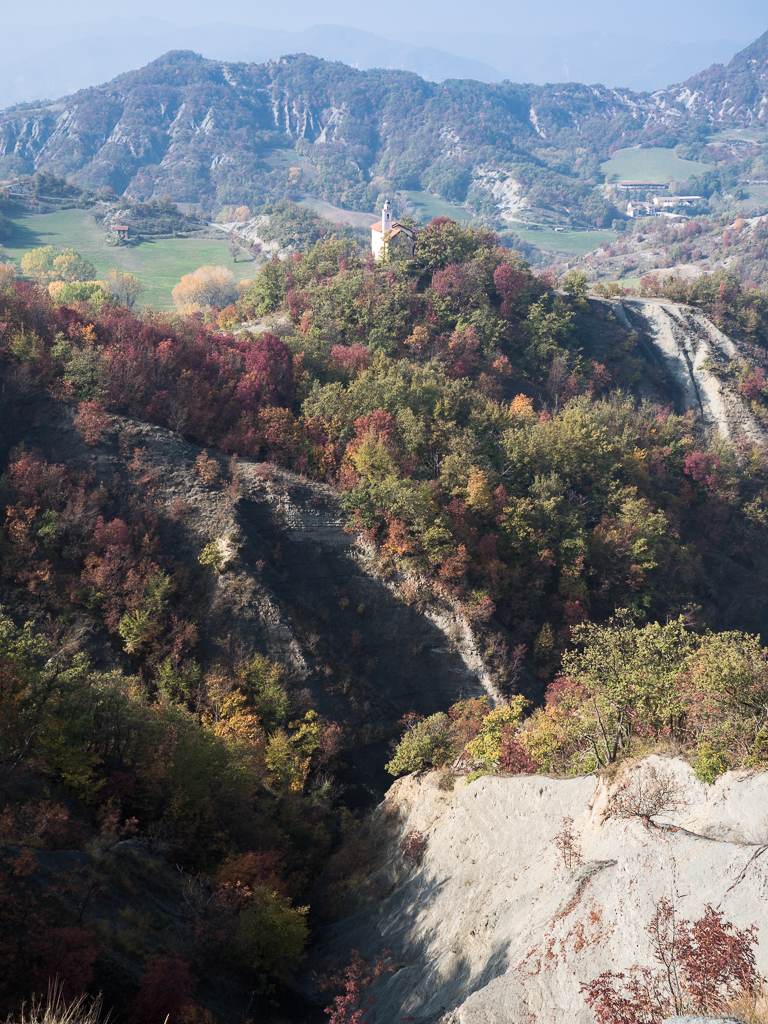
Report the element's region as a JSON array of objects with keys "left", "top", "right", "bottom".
[{"left": 315, "top": 756, "right": 768, "bottom": 1023}]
